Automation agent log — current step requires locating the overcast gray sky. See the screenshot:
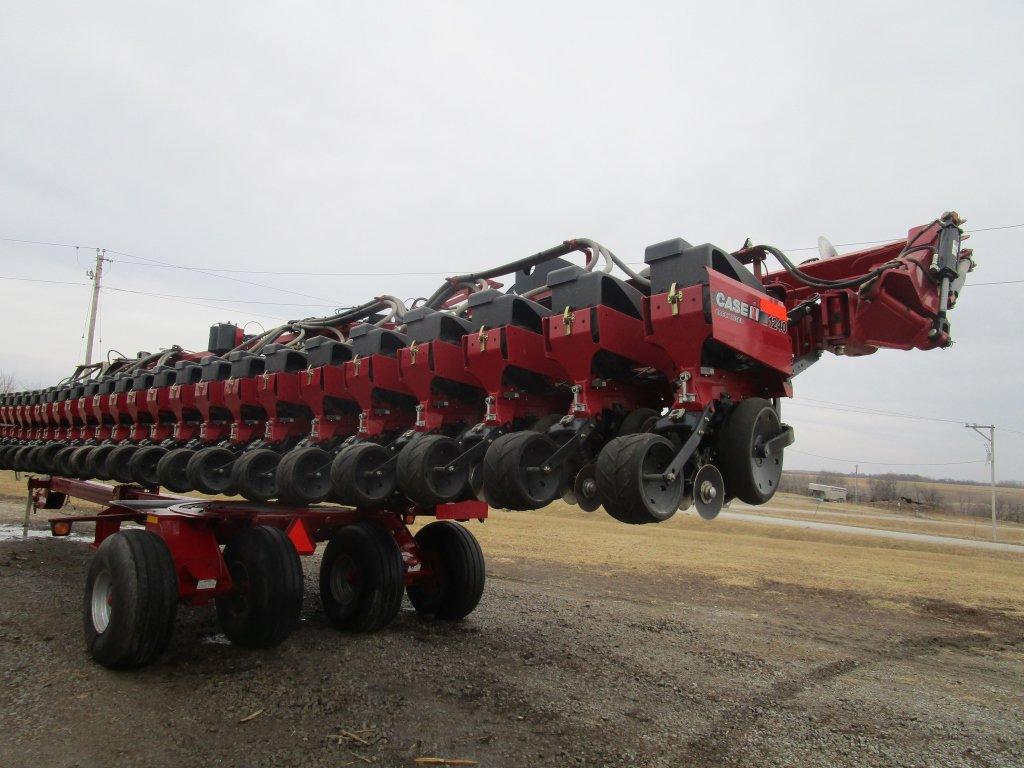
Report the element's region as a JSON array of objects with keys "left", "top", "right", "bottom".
[{"left": 1, "top": 2, "right": 1021, "bottom": 482}]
